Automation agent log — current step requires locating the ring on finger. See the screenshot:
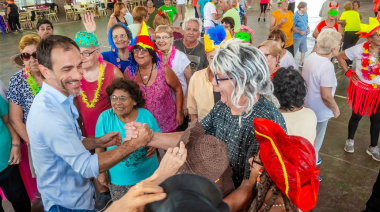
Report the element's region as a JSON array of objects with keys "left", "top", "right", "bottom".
[{"left": 176, "top": 152, "right": 182, "bottom": 157}]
